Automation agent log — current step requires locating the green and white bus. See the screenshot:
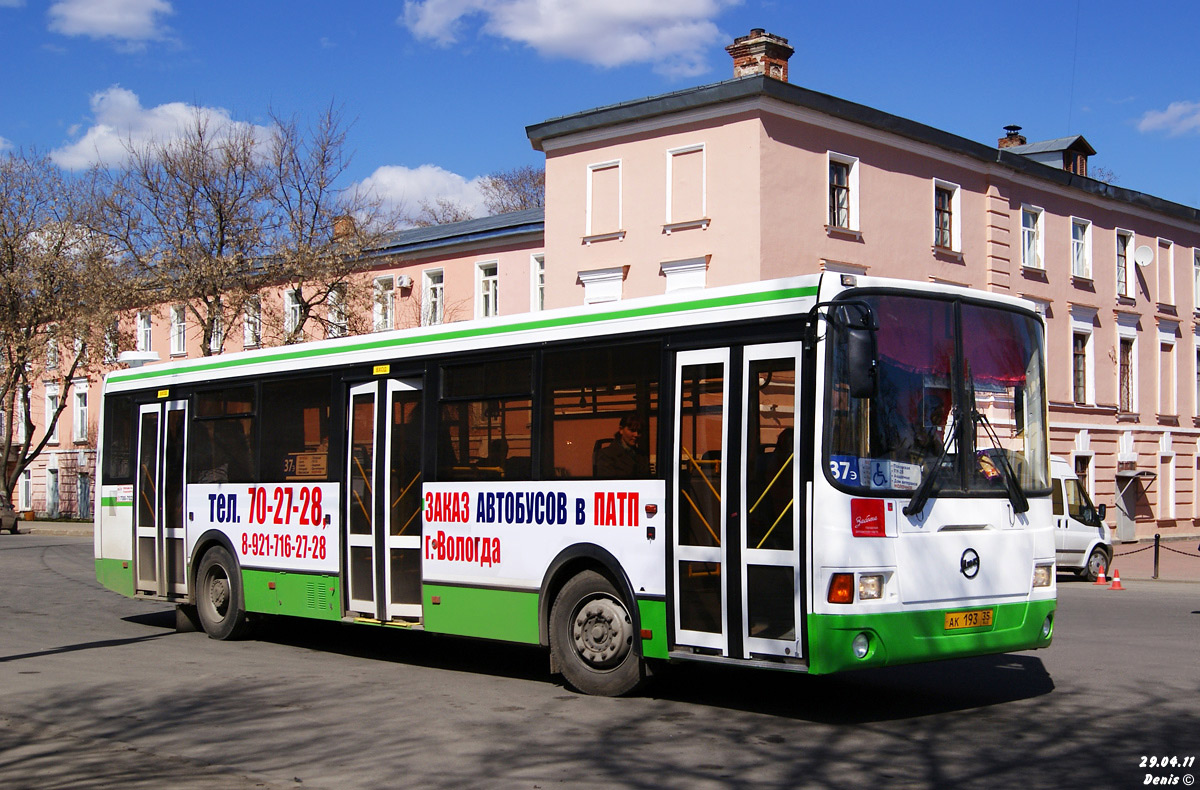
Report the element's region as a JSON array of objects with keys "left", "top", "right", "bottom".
[{"left": 94, "top": 273, "right": 1056, "bottom": 696}]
